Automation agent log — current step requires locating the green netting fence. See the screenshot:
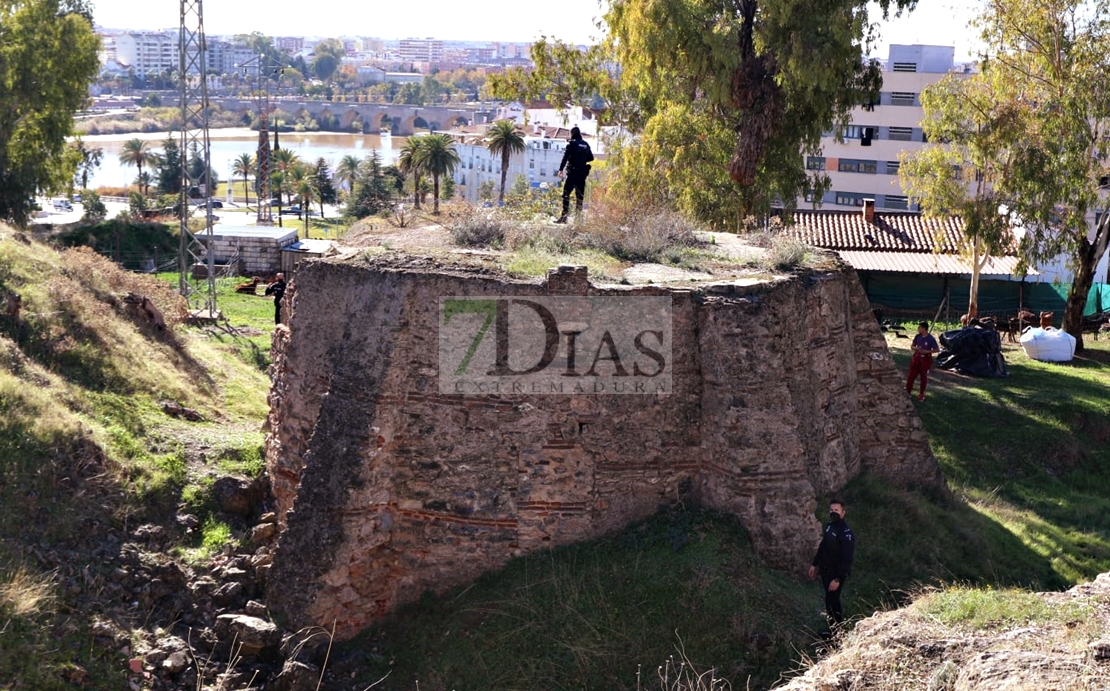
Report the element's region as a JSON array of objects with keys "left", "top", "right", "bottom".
[{"left": 859, "top": 272, "right": 1110, "bottom": 327}]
